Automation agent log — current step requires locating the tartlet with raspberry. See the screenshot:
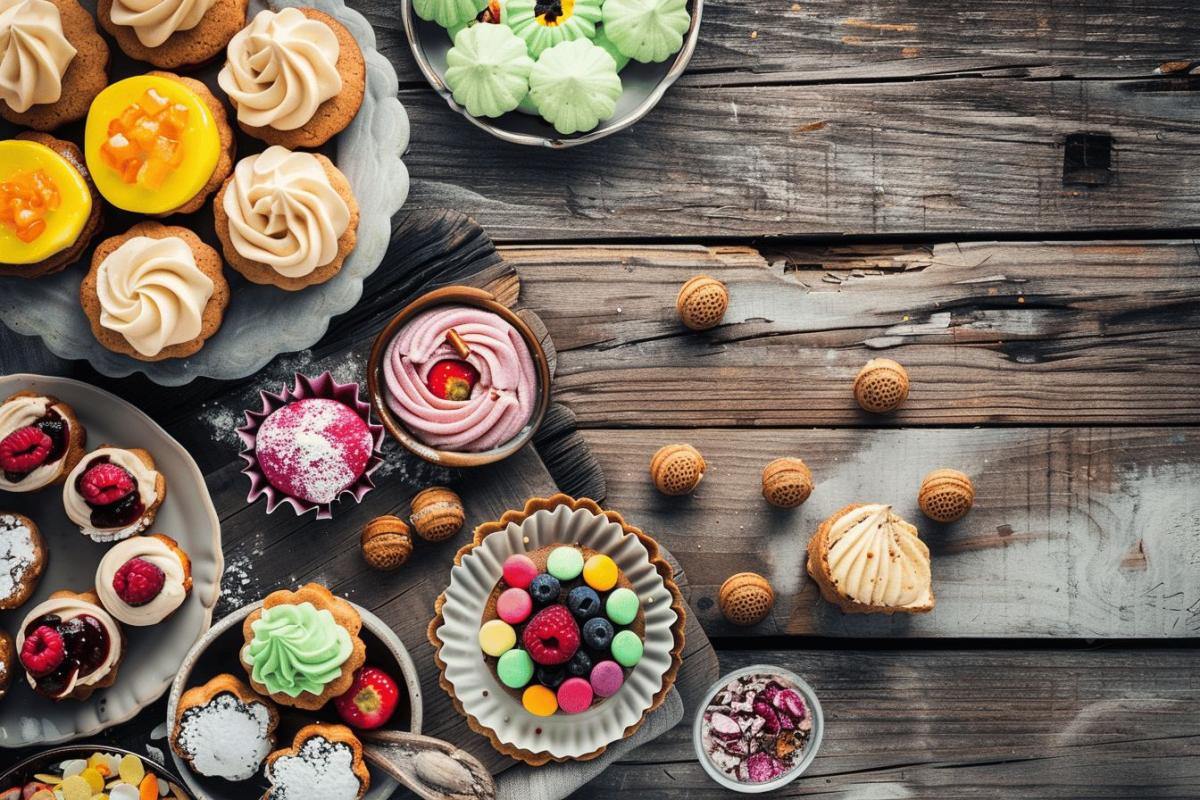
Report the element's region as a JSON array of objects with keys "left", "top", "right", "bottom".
[
  {"left": 16, "top": 589, "right": 125, "bottom": 701},
  {"left": 0, "top": 391, "right": 87, "bottom": 493},
  {"left": 95, "top": 533, "right": 192, "bottom": 626},
  {"left": 0, "top": 627, "right": 14, "bottom": 700},
  {"left": 63, "top": 445, "right": 165, "bottom": 543}
]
